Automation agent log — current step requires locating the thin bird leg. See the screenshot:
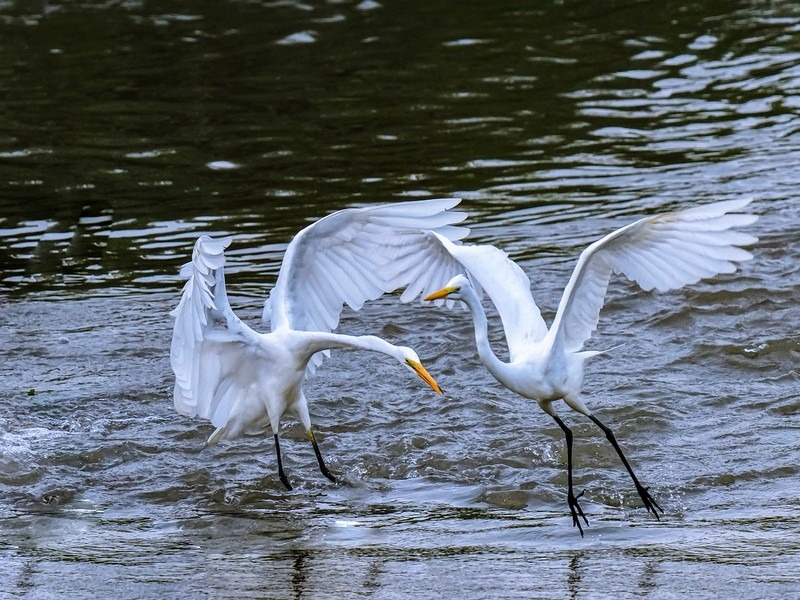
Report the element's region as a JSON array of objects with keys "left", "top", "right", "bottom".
[
  {"left": 308, "top": 428, "right": 337, "bottom": 483},
  {"left": 274, "top": 433, "right": 293, "bottom": 491},
  {"left": 587, "top": 414, "right": 662, "bottom": 518},
  {"left": 552, "top": 414, "right": 589, "bottom": 536}
]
